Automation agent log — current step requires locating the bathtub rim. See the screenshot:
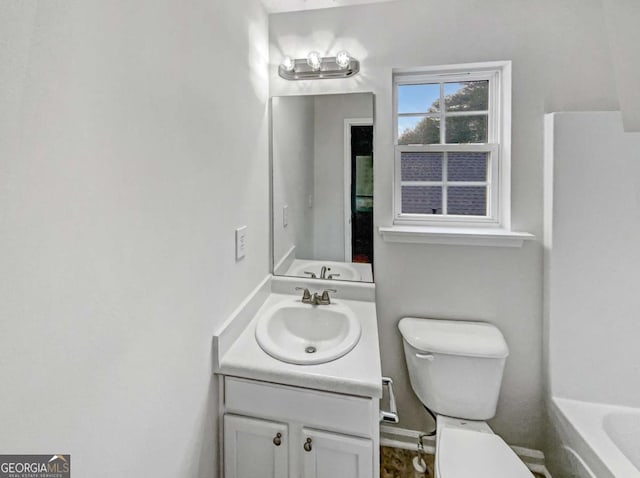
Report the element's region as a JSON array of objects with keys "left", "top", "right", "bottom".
[{"left": 552, "top": 397, "right": 640, "bottom": 478}]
